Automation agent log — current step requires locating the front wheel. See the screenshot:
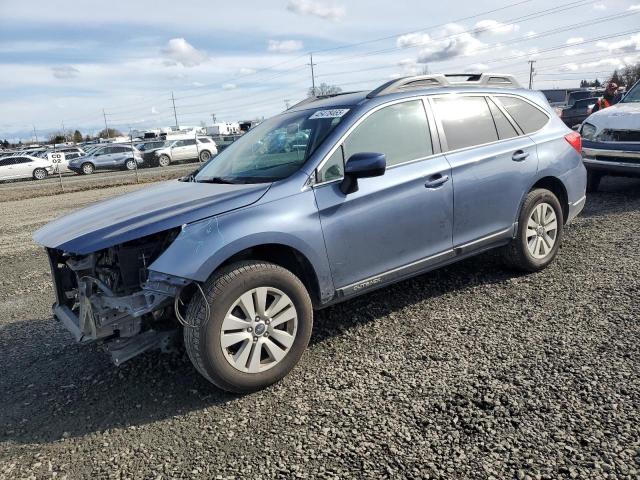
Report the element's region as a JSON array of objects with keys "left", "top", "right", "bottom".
[
  {"left": 586, "top": 170, "right": 603, "bottom": 193},
  {"left": 125, "top": 158, "right": 137, "bottom": 170},
  {"left": 184, "top": 261, "right": 313, "bottom": 393},
  {"left": 199, "top": 150, "right": 211, "bottom": 162},
  {"left": 81, "top": 162, "right": 95, "bottom": 175},
  {"left": 502, "top": 188, "right": 563, "bottom": 272}
]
